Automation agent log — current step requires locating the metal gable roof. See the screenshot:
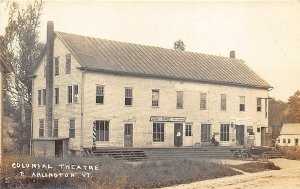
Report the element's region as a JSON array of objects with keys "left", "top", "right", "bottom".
[{"left": 56, "top": 31, "right": 272, "bottom": 89}]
